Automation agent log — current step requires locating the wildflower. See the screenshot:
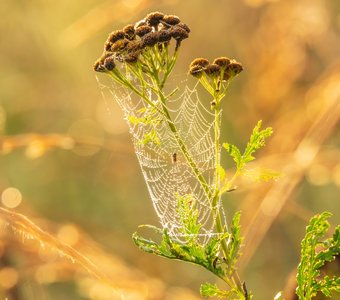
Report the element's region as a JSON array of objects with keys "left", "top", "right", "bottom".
[
  {"left": 205, "top": 64, "right": 220, "bottom": 77},
  {"left": 103, "top": 56, "right": 115, "bottom": 71},
  {"left": 123, "top": 24, "right": 135, "bottom": 40},
  {"left": 135, "top": 25, "right": 153, "bottom": 37},
  {"left": 141, "top": 32, "right": 160, "bottom": 47},
  {"left": 111, "top": 39, "right": 128, "bottom": 52},
  {"left": 176, "top": 23, "right": 190, "bottom": 33},
  {"left": 189, "top": 65, "right": 204, "bottom": 77},
  {"left": 108, "top": 30, "right": 125, "bottom": 43},
  {"left": 190, "top": 58, "right": 210, "bottom": 68},
  {"left": 213, "top": 57, "right": 231, "bottom": 68},
  {"left": 93, "top": 60, "right": 105, "bottom": 72},
  {"left": 163, "top": 15, "right": 181, "bottom": 26},
  {"left": 145, "top": 11, "right": 164, "bottom": 27},
  {"left": 226, "top": 61, "right": 243, "bottom": 76},
  {"left": 158, "top": 30, "right": 172, "bottom": 43},
  {"left": 170, "top": 25, "right": 189, "bottom": 41}
]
